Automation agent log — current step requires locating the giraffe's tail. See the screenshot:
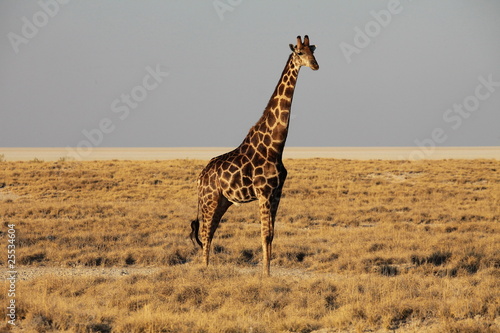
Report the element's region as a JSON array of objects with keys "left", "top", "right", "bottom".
[{"left": 190, "top": 218, "right": 203, "bottom": 249}]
